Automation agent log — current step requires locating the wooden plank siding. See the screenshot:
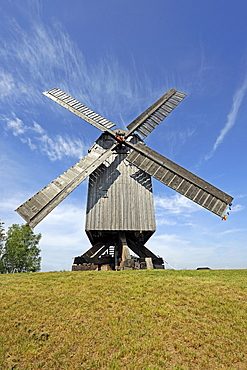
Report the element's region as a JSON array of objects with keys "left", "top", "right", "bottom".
[{"left": 85, "top": 134, "right": 156, "bottom": 232}]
